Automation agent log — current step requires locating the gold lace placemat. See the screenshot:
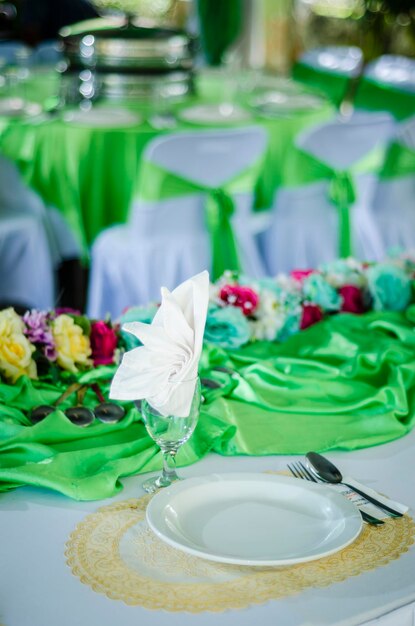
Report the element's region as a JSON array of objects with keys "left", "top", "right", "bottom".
[{"left": 65, "top": 494, "right": 415, "bottom": 612}]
